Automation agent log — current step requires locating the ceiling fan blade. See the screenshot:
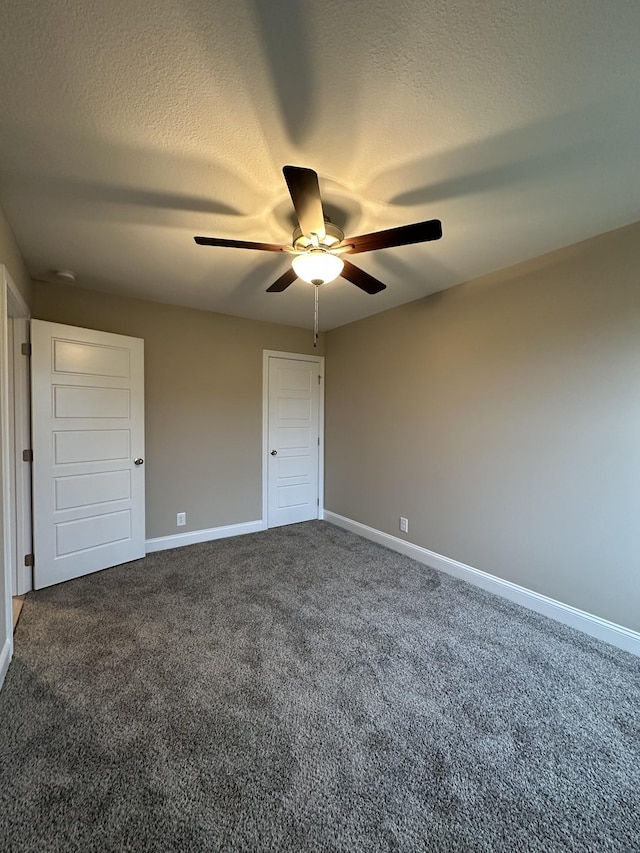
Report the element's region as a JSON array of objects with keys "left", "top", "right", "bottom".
[
  {"left": 194, "top": 236, "right": 286, "bottom": 252},
  {"left": 341, "top": 259, "right": 387, "bottom": 294},
  {"left": 266, "top": 267, "right": 298, "bottom": 293},
  {"left": 343, "top": 219, "right": 442, "bottom": 254},
  {"left": 283, "top": 166, "right": 326, "bottom": 242}
]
